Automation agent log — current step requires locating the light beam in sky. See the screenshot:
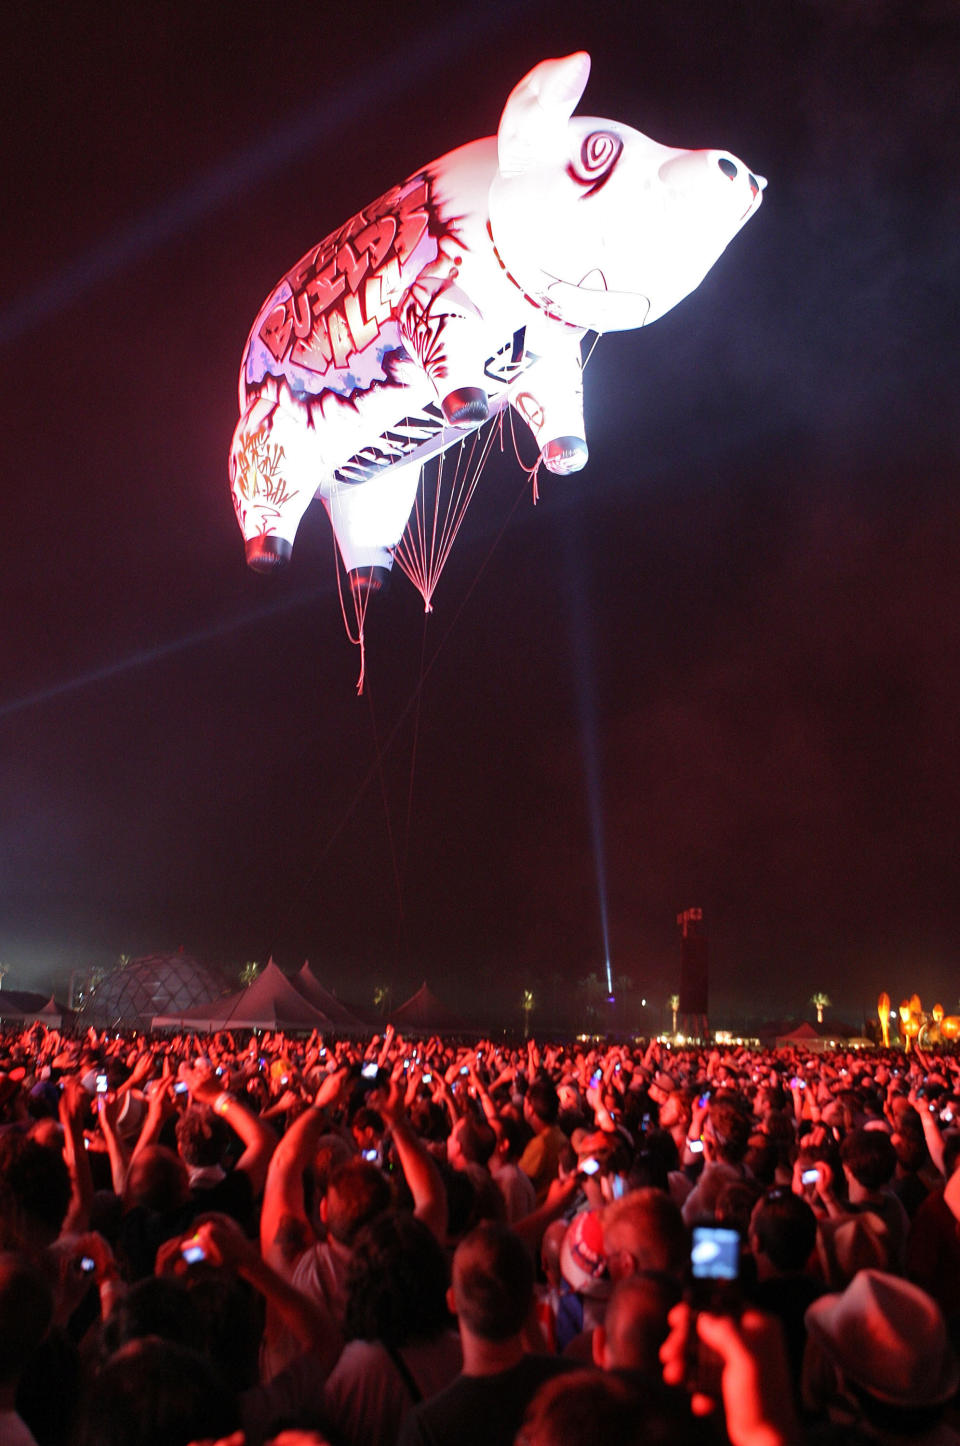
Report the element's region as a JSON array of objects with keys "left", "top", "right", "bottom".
[
  {"left": 0, "top": 590, "right": 322, "bottom": 722},
  {"left": 564, "top": 528, "right": 614, "bottom": 999},
  {"left": 0, "top": 0, "right": 548, "bottom": 348}
]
